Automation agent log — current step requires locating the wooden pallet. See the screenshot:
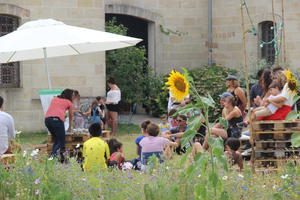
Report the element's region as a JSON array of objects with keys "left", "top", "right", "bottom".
[
  {"left": 255, "top": 140, "right": 291, "bottom": 149},
  {"left": 254, "top": 158, "right": 299, "bottom": 168},
  {"left": 252, "top": 131, "right": 295, "bottom": 141},
  {"left": 48, "top": 134, "right": 90, "bottom": 143},
  {"left": 252, "top": 120, "right": 300, "bottom": 132},
  {"left": 255, "top": 148, "right": 300, "bottom": 159}
]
